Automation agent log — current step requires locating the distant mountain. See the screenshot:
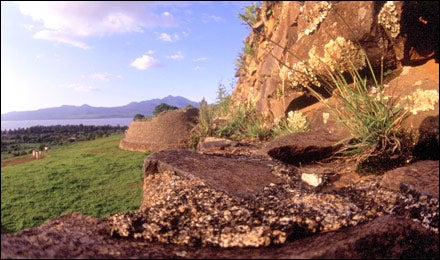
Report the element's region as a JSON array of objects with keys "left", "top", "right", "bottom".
[{"left": 1, "top": 95, "right": 199, "bottom": 121}]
